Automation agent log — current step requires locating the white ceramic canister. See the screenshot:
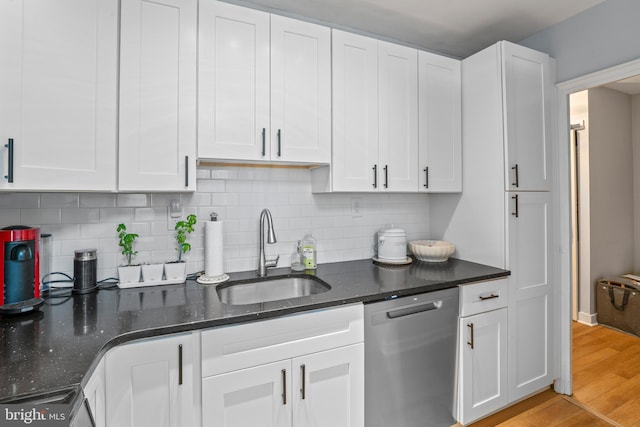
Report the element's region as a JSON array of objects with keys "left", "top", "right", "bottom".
[{"left": 377, "top": 226, "right": 407, "bottom": 260}]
